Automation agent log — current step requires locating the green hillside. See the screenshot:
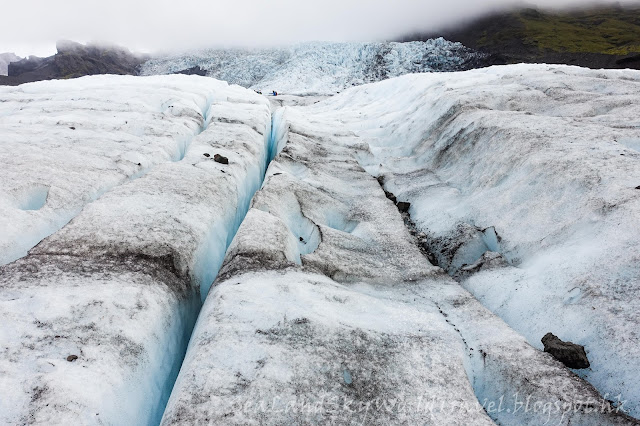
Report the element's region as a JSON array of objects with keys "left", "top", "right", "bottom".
[
  {"left": 403, "top": 5, "right": 640, "bottom": 69},
  {"left": 500, "top": 7, "right": 640, "bottom": 55}
]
